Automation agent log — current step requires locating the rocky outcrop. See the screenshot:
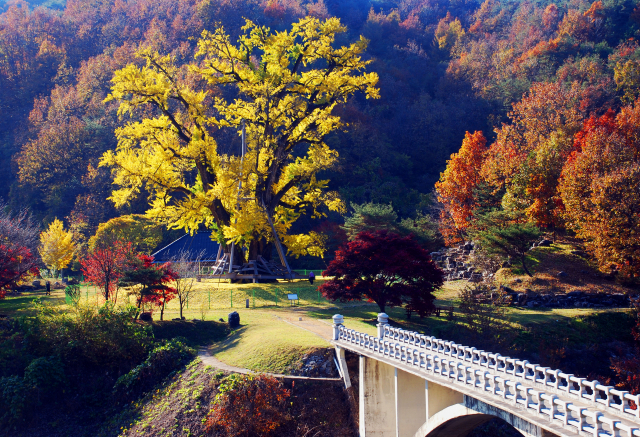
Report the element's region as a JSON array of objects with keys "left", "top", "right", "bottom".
[
  {"left": 289, "top": 348, "right": 339, "bottom": 377},
  {"left": 430, "top": 242, "right": 485, "bottom": 282}
]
